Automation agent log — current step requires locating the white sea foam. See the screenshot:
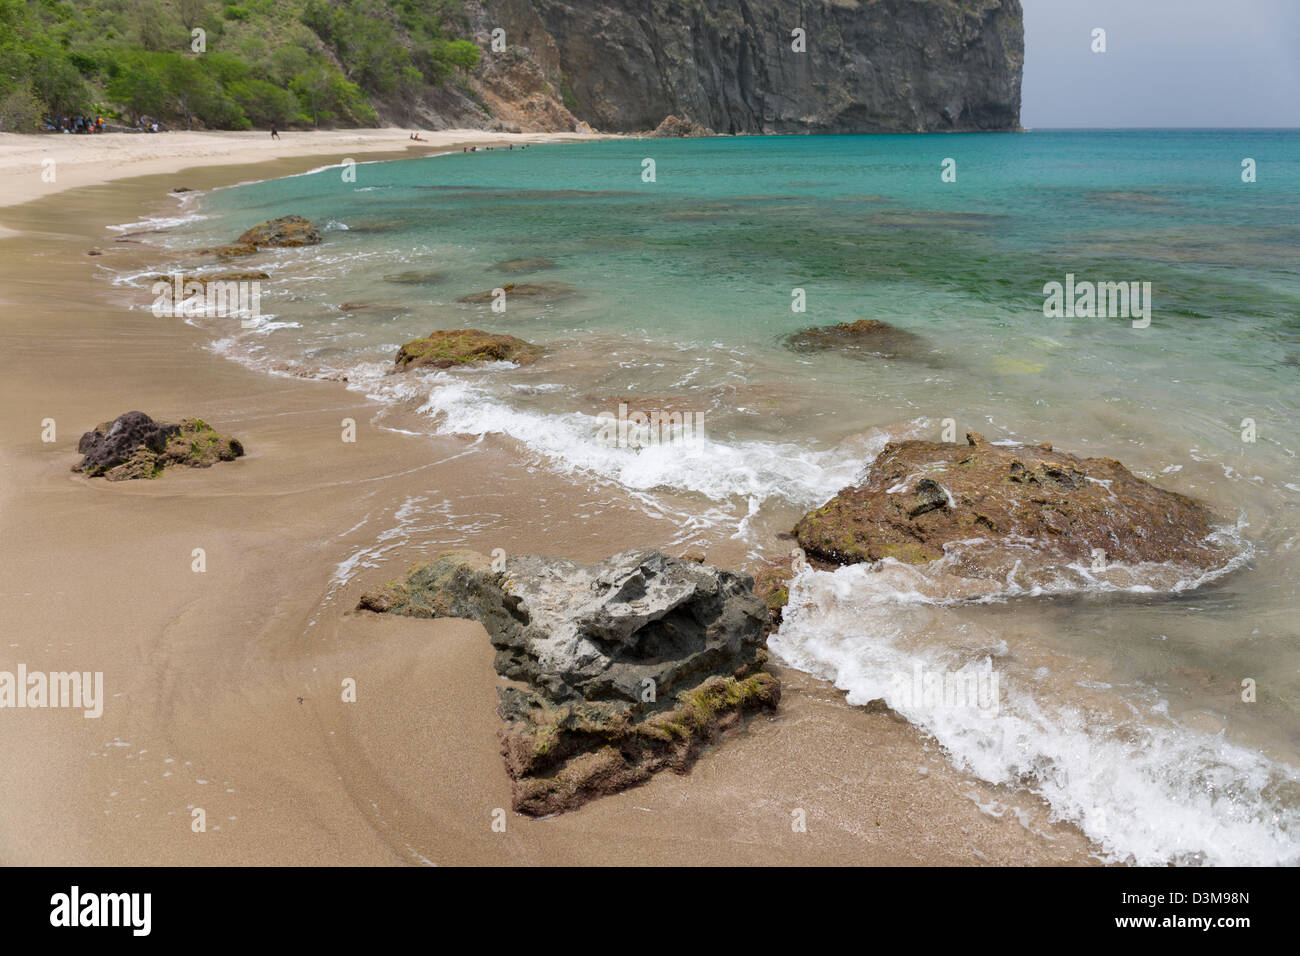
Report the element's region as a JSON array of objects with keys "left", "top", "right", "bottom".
[
  {"left": 346, "top": 368, "right": 872, "bottom": 509},
  {"left": 106, "top": 213, "right": 207, "bottom": 233},
  {"left": 769, "top": 564, "right": 1300, "bottom": 866}
]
